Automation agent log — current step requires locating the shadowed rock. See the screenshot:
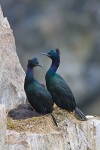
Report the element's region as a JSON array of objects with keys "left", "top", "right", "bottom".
[{"left": 8, "top": 104, "right": 40, "bottom": 120}]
